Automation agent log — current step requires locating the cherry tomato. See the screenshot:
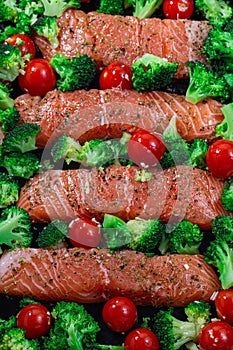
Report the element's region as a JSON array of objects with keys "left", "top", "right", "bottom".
[
  {"left": 215, "top": 289, "right": 233, "bottom": 324},
  {"left": 199, "top": 321, "right": 233, "bottom": 350},
  {"left": 206, "top": 140, "right": 233, "bottom": 178},
  {"left": 17, "top": 304, "right": 52, "bottom": 339},
  {"left": 124, "top": 328, "right": 160, "bottom": 350},
  {"left": 18, "top": 58, "right": 56, "bottom": 96},
  {"left": 4, "top": 34, "right": 36, "bottom": 59},
  {"left": 127, "top": 129, "right": 166, "bottom": 168},
  {"left": 69, "top": 217, "right": 101, "bottom": 248},
  {"left": 99, "top": 61, "right": 133, "bottom": 90},
  {"left": 163, "top": 0, "right": 194, "bottom": 19},
  {"left": 102, "top": 296, "right": 137, "bottom": 332}
]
